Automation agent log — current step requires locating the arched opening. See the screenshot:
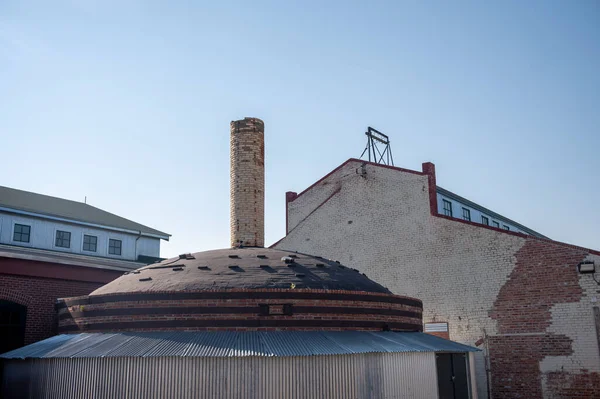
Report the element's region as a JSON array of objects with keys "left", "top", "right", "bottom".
[{"left": 0, "top": 300, "right": 27, "bottom": 353}]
